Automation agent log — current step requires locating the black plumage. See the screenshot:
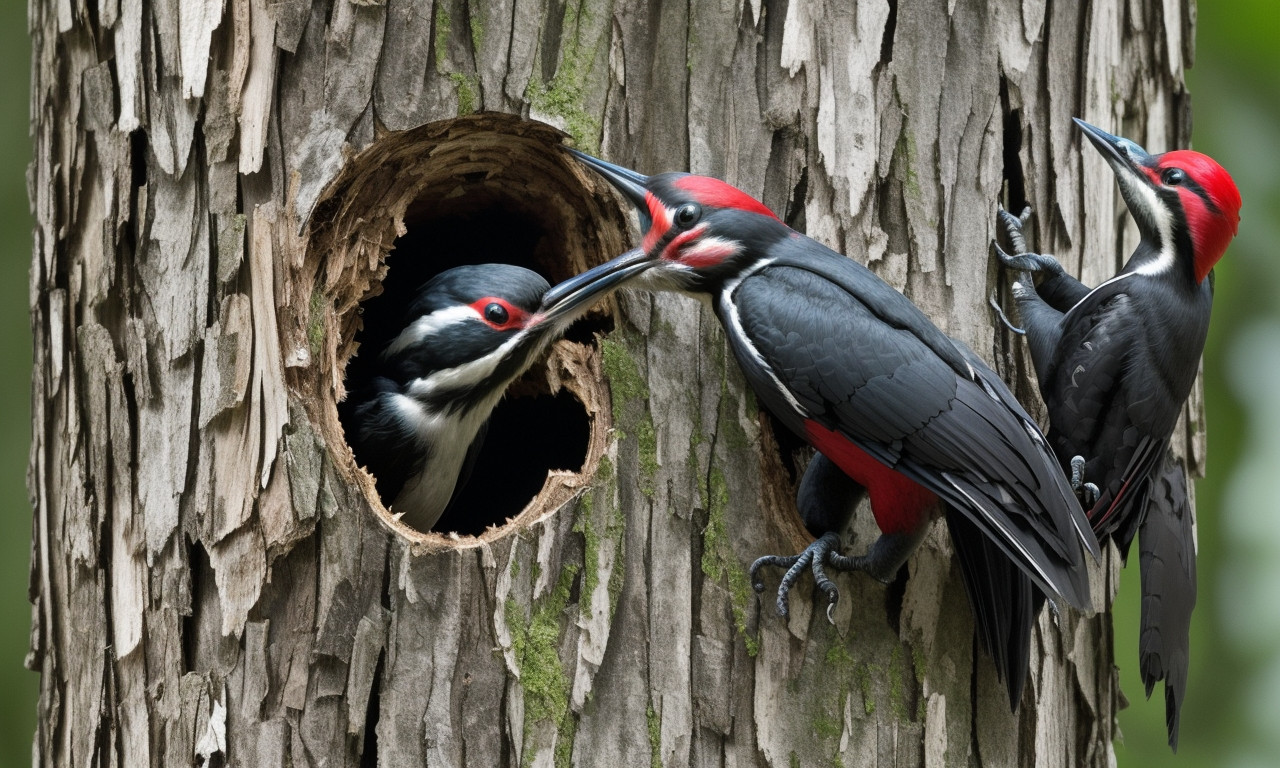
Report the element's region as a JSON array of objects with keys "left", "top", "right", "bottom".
[
  {"left": 1007, "top": 240, "right": 1210, "bottom": 556},
  {"left": 993, "top": 119, "right": 1240, "bottom": 748},
  {"left": 546, "top": 150, "right": 1100, "bottom": 710},
  {"left": 1138, "top": 453, "right": 1197, "bottom": 751},
  {"left": 730, "top": 256, "right": 1094, "bottom": 611}
]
